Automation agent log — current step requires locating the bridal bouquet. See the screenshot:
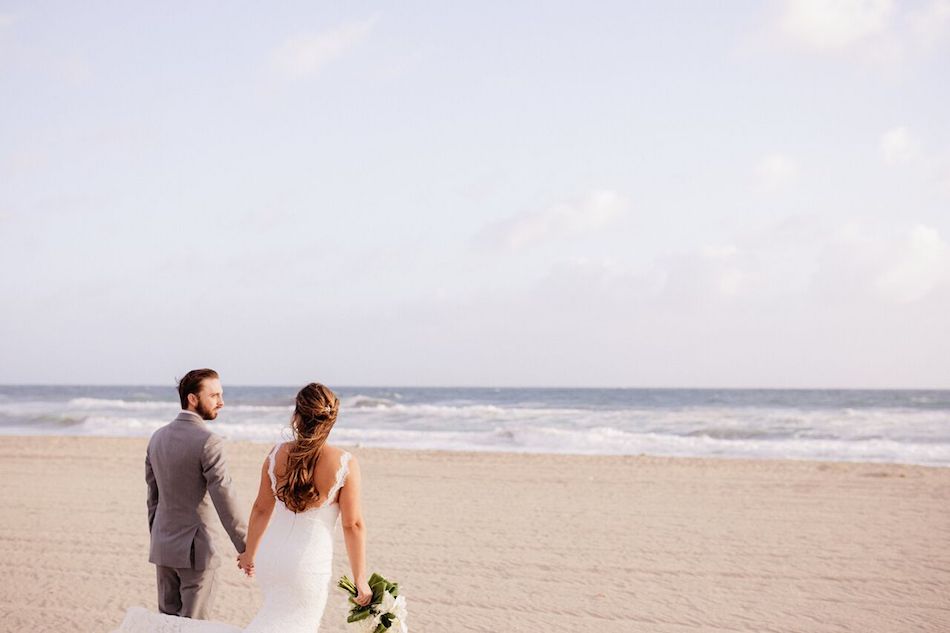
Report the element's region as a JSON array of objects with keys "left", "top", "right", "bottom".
[{"left": 338, "top": 573, "right": 408, "bottom": 633}]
